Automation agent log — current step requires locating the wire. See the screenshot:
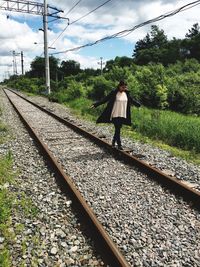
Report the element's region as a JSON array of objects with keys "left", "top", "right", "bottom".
[
  {"left": 46, "top": 2, "right": 83, "bottom": 47},
  {"left": 50, "top": 23, "right": 70, "bottom": 47},
  {"left": 69, "top": 0, "right": 112, "bottom": 25},
  {"left": 65, "top": 0, "right": 82, "bottom": 16},
  {"left": 49, "top": 0, "right": 112, "bottom": 48},
  {"left": 51, "top": 0, "right": 200, "bottom": 55}
]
